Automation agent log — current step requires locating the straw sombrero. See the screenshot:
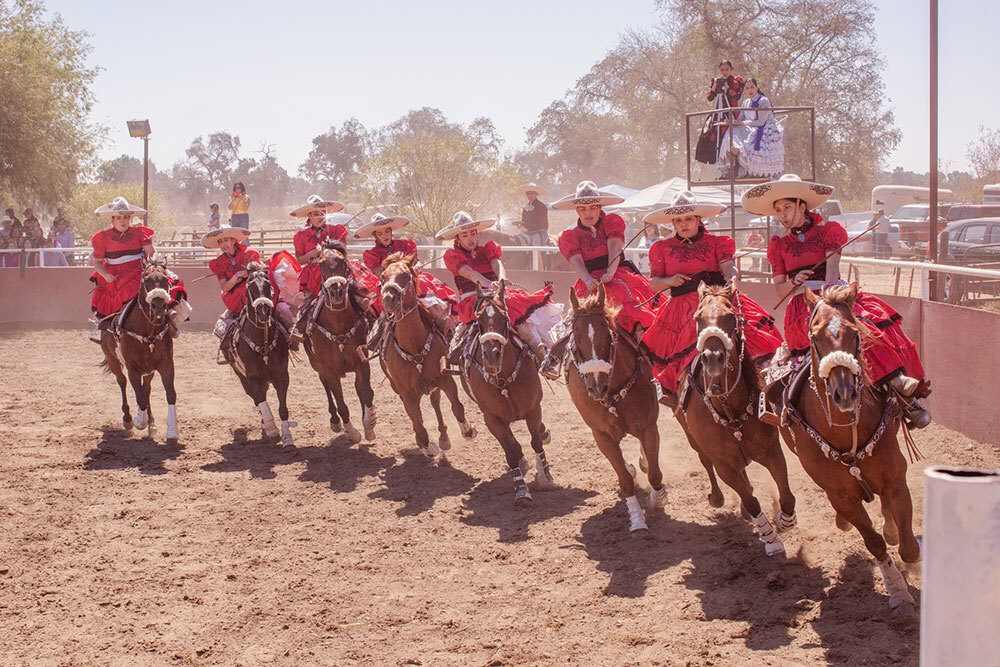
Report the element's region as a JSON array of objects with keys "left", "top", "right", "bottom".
[
  {"left": 643, "top": 191, "right": 726, "bottom": 226},
  {"left": 435, "top": 211, "right": 496, "bottom": 241},
  {"left": 201, "top": 225, "right": 252, "bottom": 249},
  {"left": 95, "top": 197, "right": 146, "bottom": 217},
  {"left": 289, "top": 194, "right": 346, "bottom": 218},
  {"left": 740, "top": 174, "right": 834, "bottom": 216},
  {"left": 353, "top": 213, "right": 410, "bottom": 240},
  {"left": 516, "top": 182, "right": 549, "bottom": 197},
  {"left": 551, "top": 181, "right": 625, "bottom": 210}
]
